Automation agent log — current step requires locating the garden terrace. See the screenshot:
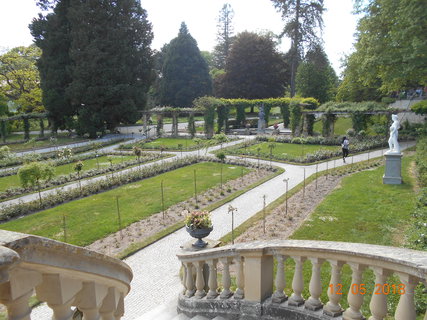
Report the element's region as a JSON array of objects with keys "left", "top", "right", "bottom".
[
  {"left": 0, "top": 230, "right": 132, "bottom": 319},
  {"left": 177, "top": 240, "right": 427, "bottom": 320}
]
